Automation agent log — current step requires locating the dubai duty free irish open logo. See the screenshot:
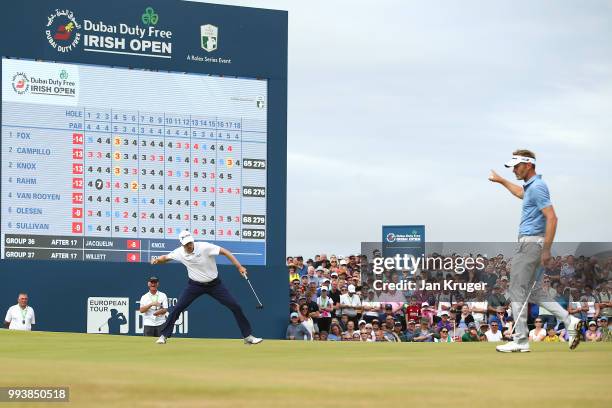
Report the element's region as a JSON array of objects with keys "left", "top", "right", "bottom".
[
  {"left": 12, "top": 73, "right": 29, "bottom": 95},
  {"left": 201, "top": 24, "right": 218, "bottom": 52},
  {"left": 45, "top": 9, "right": 81, "bottom": 52}
]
